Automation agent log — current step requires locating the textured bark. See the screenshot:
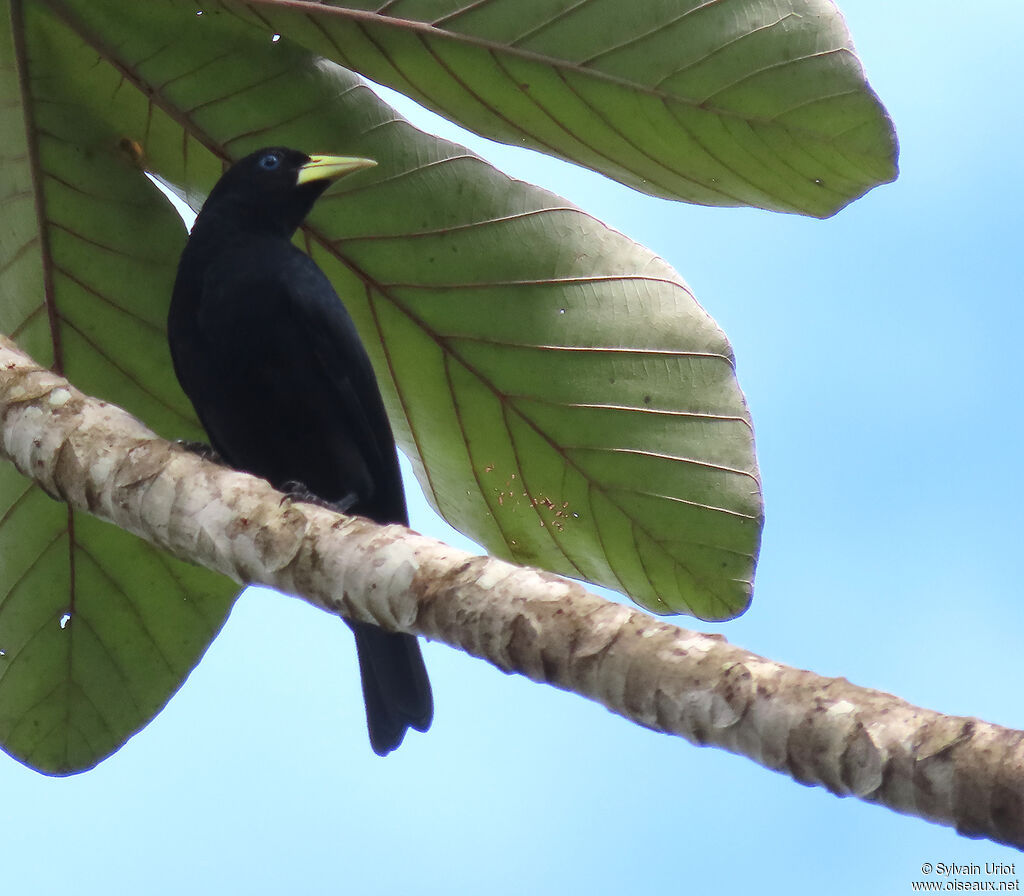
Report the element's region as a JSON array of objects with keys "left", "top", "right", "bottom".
[{"left": 2, "top": 332, "right": 1023, "bottom": 848}]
